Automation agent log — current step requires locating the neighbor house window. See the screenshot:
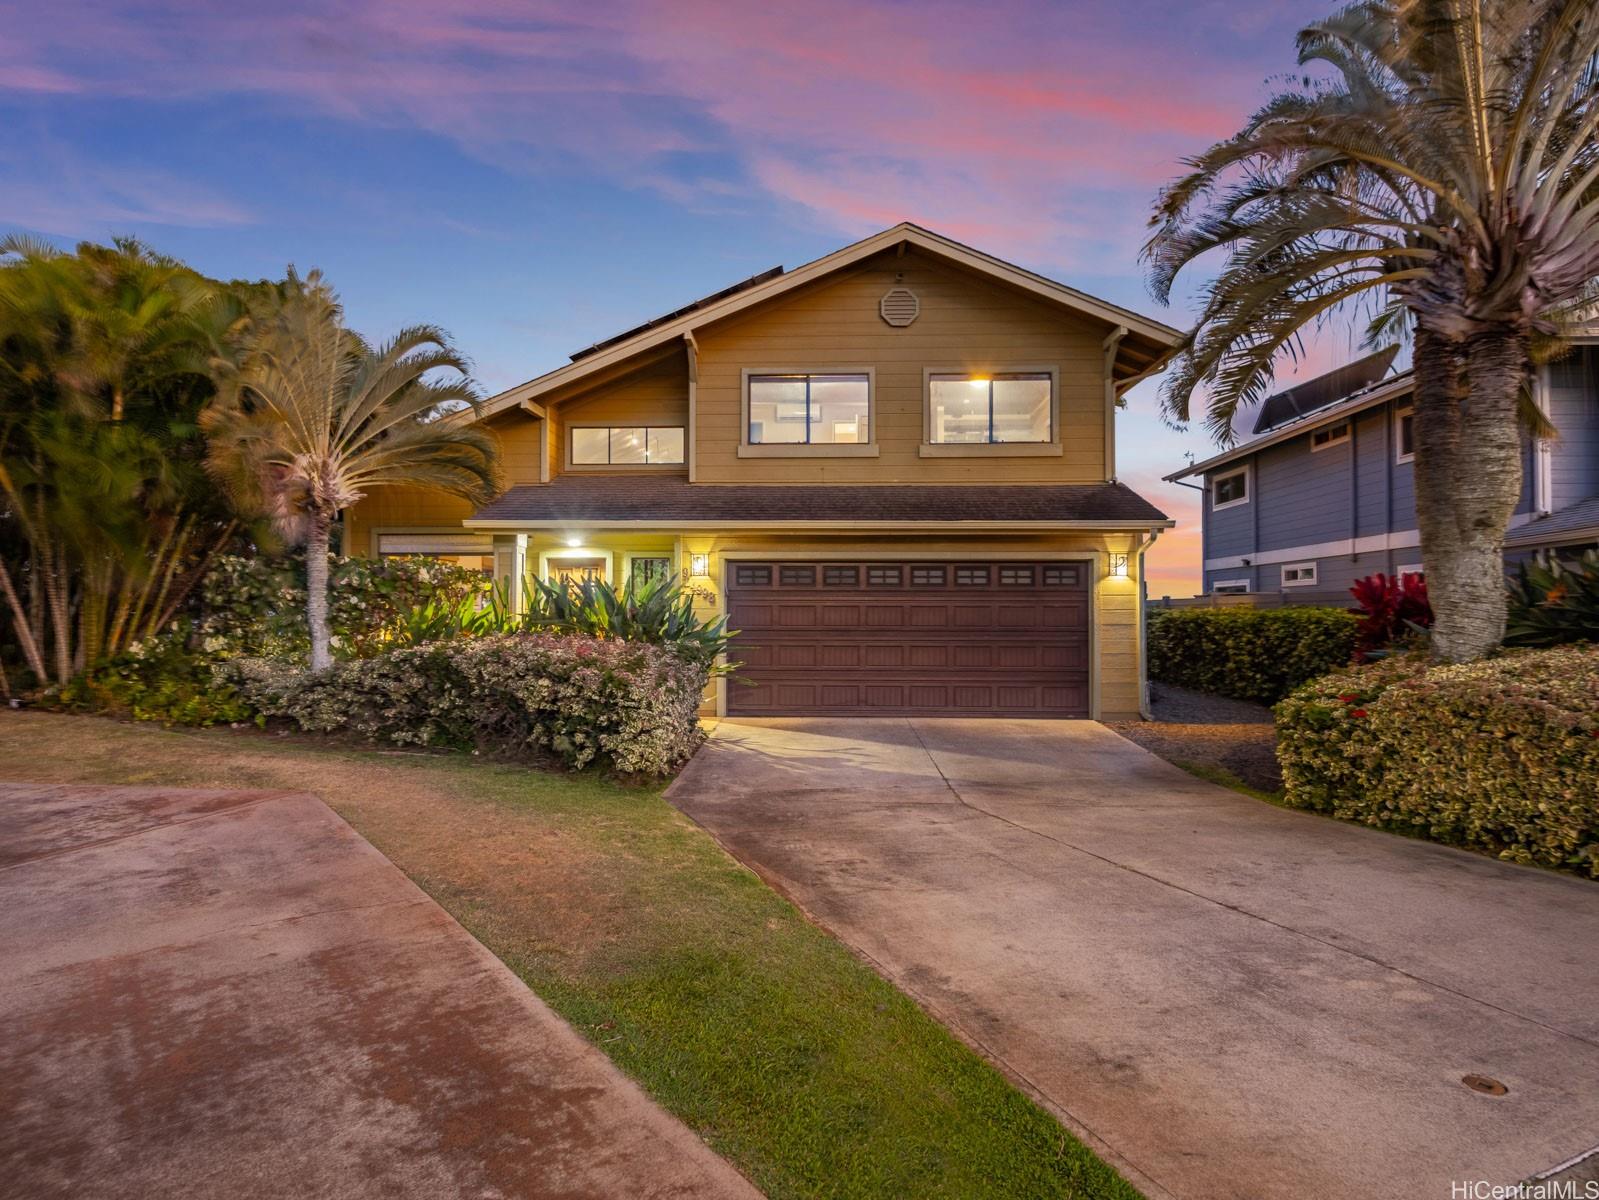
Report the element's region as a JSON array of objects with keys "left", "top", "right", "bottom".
[
  {"left": 1212, "top": 579, "right": 1250, "bottom": 595},
  {"left": 571, "top": 426, "right": 685, "bottom": 465},
  {"left": 1212, "top": 466, "right": 1249, "bottom": 510},
  {"left": 1396, "top": 407, "right": 1415, "bottom": 463},
  {"left": 1281, "top": 562, "right": 1318, "bottom": 587},
  {"left": 747, "top": 373, "right": 869, "bottom": 445},
  {"left": 1396, "top": 562, "right": 1424, "bottom": 582},
  {"left": 1311, "top": 421, "right": 1350, "bottom": 452},
  {"left": 928, "top": 373, "right": 1052, "bottom": 443}
]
